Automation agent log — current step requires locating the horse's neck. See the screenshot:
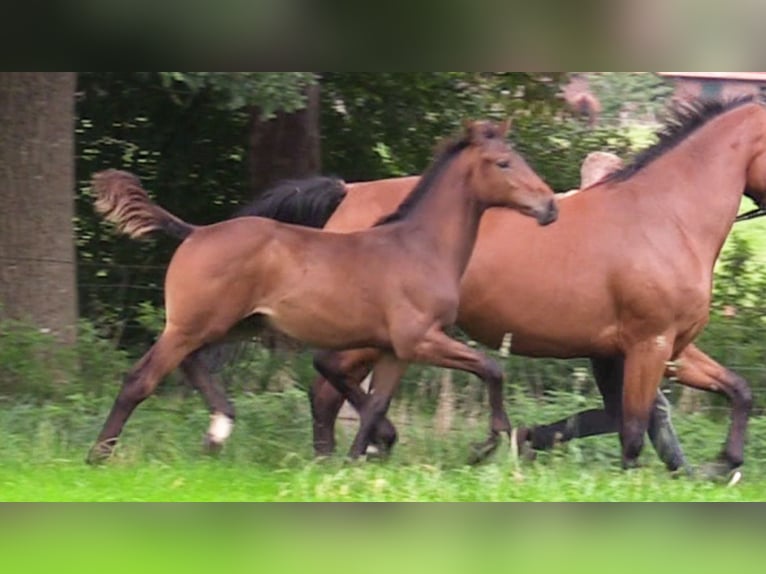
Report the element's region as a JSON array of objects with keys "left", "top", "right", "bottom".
[
  {"left": 401, "top": 164, "right": 484, "bottom": 279},
  {"left": 637, "top": 106, "right": 758, "bottom": 264}
]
